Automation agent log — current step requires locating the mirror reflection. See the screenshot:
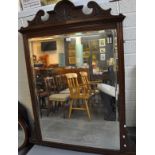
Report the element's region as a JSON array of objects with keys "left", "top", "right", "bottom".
[{"left": 29, "top": 29, "right": 120, "bottom": 149}]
